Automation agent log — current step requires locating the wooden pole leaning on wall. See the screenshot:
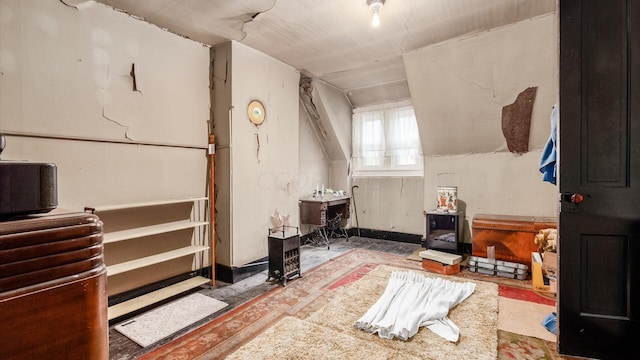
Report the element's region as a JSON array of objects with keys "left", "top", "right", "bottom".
[{"left": 208, "top": 134, "right": 216, "bottom": 286}]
